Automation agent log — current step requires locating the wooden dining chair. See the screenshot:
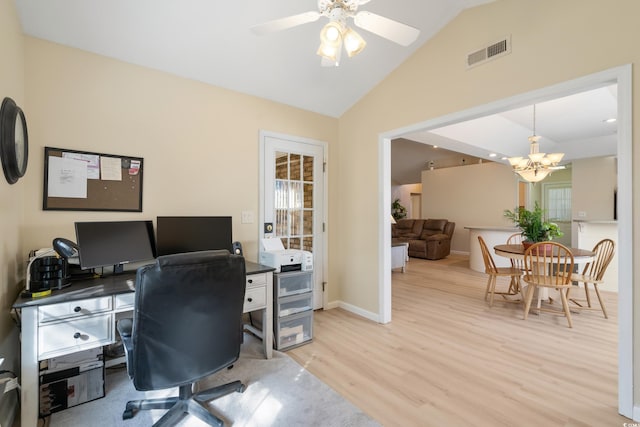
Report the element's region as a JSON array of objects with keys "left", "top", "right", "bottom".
[
  {"left": 567, "top": 238, "right": 615, "bottom": 318},
  {"left": 506, "top": 233, "right": 523, "bottom": 245},
  {"left": 477, "top": 236, "right": 523, "bottom": 306},
  {"left": 522, "top": 241, "right": 575, "bottom": 328},
  {"left": 506, "top": 232, "right": 527, "bottom": 293}
]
